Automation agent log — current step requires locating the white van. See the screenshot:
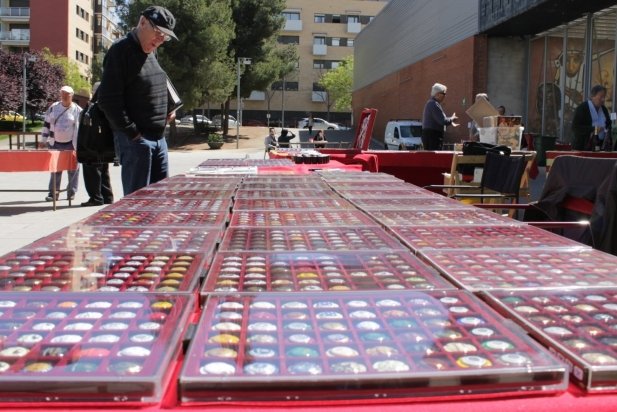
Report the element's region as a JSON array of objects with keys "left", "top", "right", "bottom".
[{"left": 384, "top": 119, "right": 423, "bottom": 150}]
